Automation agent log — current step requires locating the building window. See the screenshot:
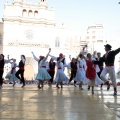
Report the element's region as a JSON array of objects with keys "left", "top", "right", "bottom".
[
  {"left": 97, "top": 40, "right": 103, "bottom": 43},
  {"left": 28, "top": 10, "right": 33, "bottom": 18},
  {"left": 22, "top": 9, "right": 27, "bottom": 17},
  {"left": 34, "top": 11, "right": 38, "bottom": 18},
  {"left": 25, "top": 30, "right": 33, "bottom": 40},
  {"left": 55, "top": 37, "right": 60, "bottom": 47},
  {"left": 92, "top": 31, "right": 95, "bottom": 34},
  {"left": 0, "top": 34, "right": 2, "bottom": 44},
  {"left": 92, "top": 36, "right": 96, "bottom": 39}
]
